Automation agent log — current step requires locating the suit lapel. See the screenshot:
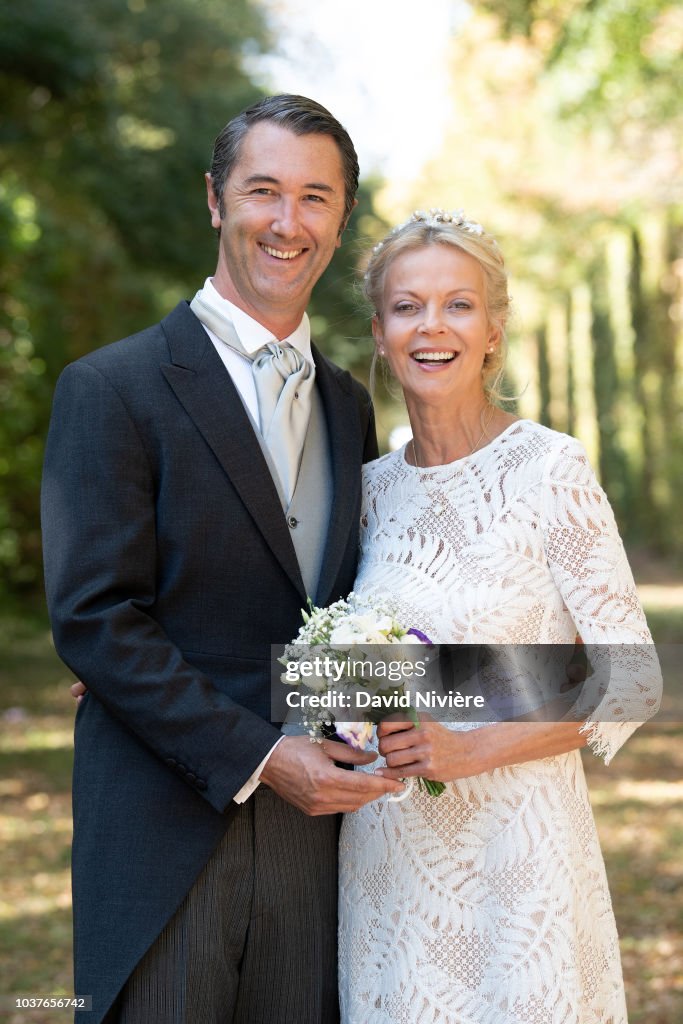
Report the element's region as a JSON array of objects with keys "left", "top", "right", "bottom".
[
  {"left": 159, "top": 302, "right": 306, "bottom": 600},
  {"left": 313, "top": 347, "right": 363, "bottom": 605}
]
